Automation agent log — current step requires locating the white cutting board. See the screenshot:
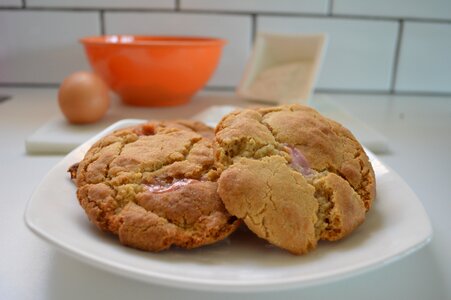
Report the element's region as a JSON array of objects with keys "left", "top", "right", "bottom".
[
  {"left": 311, "top": 99, "right": 389, "bottom": 153},
  {"left": 25, "top": 99, "right": 388, "bottom": 155},
  {"left": 25, "top": 116, "right": 118, "bottom": 154}
]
